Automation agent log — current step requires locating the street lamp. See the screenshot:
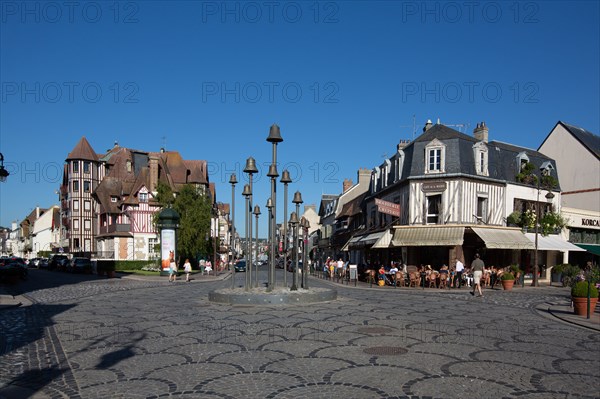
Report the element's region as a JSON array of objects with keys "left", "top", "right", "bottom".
[
  {"left": 533, "top": 172, "right": 555, "bottom": 287},
  {"left": 242, "top": 183, "right": 252, "bottom": 291},
  {"left": 266, "top": 164, "right": 279, "bottom": 290},
  {"left": 280, "top": 169, "right": 292, "bottom": 288},
  {"left": 253, "top": 205, "right": 261, "bottom": 288},
  {"left": 244, "top": 157, "right": 258, "bottom": 289},
  {"left": 0, "top": 153, "right": 9, "bottom": 182},
  {"left": 229, "top": 173, "right": 238, "bottom": 290},
  {"left": 266, "top": 198, "right": 273, "bottom": 288},
  {"left": 266, "top": 124, "right": 283, "bottom": 292},
  {"left": 289, "top": 211, "right": 299, "bottom": 291},
  {"left": 301, "top": 216, "right": 310, "bottom": 289},
  {"left": 292, "top": 191, "right": 303, "bottom": 291}
]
